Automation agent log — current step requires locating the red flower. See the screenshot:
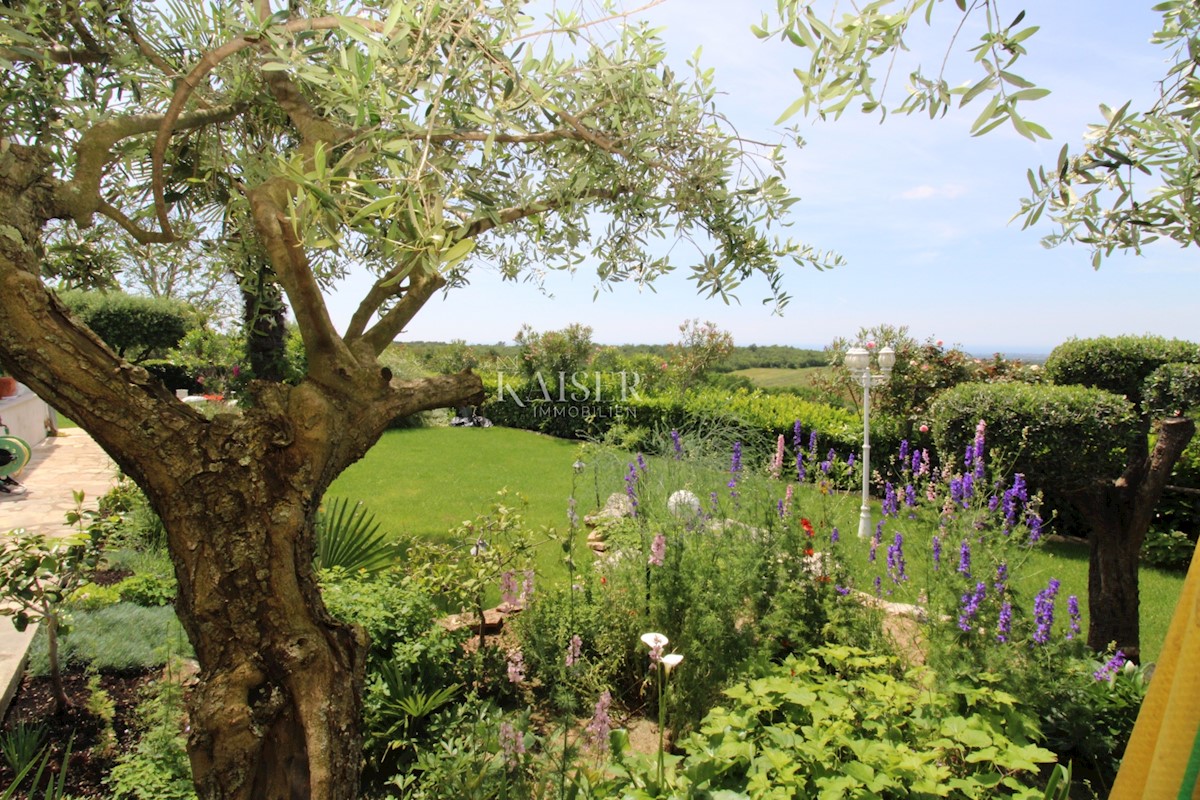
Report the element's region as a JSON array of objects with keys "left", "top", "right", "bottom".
[
  {"left": 804, "top": 547, "right": 815, "bottom": 557},
  {"left": 801, "top": 518, "right": 814, "bottom": 537}
]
